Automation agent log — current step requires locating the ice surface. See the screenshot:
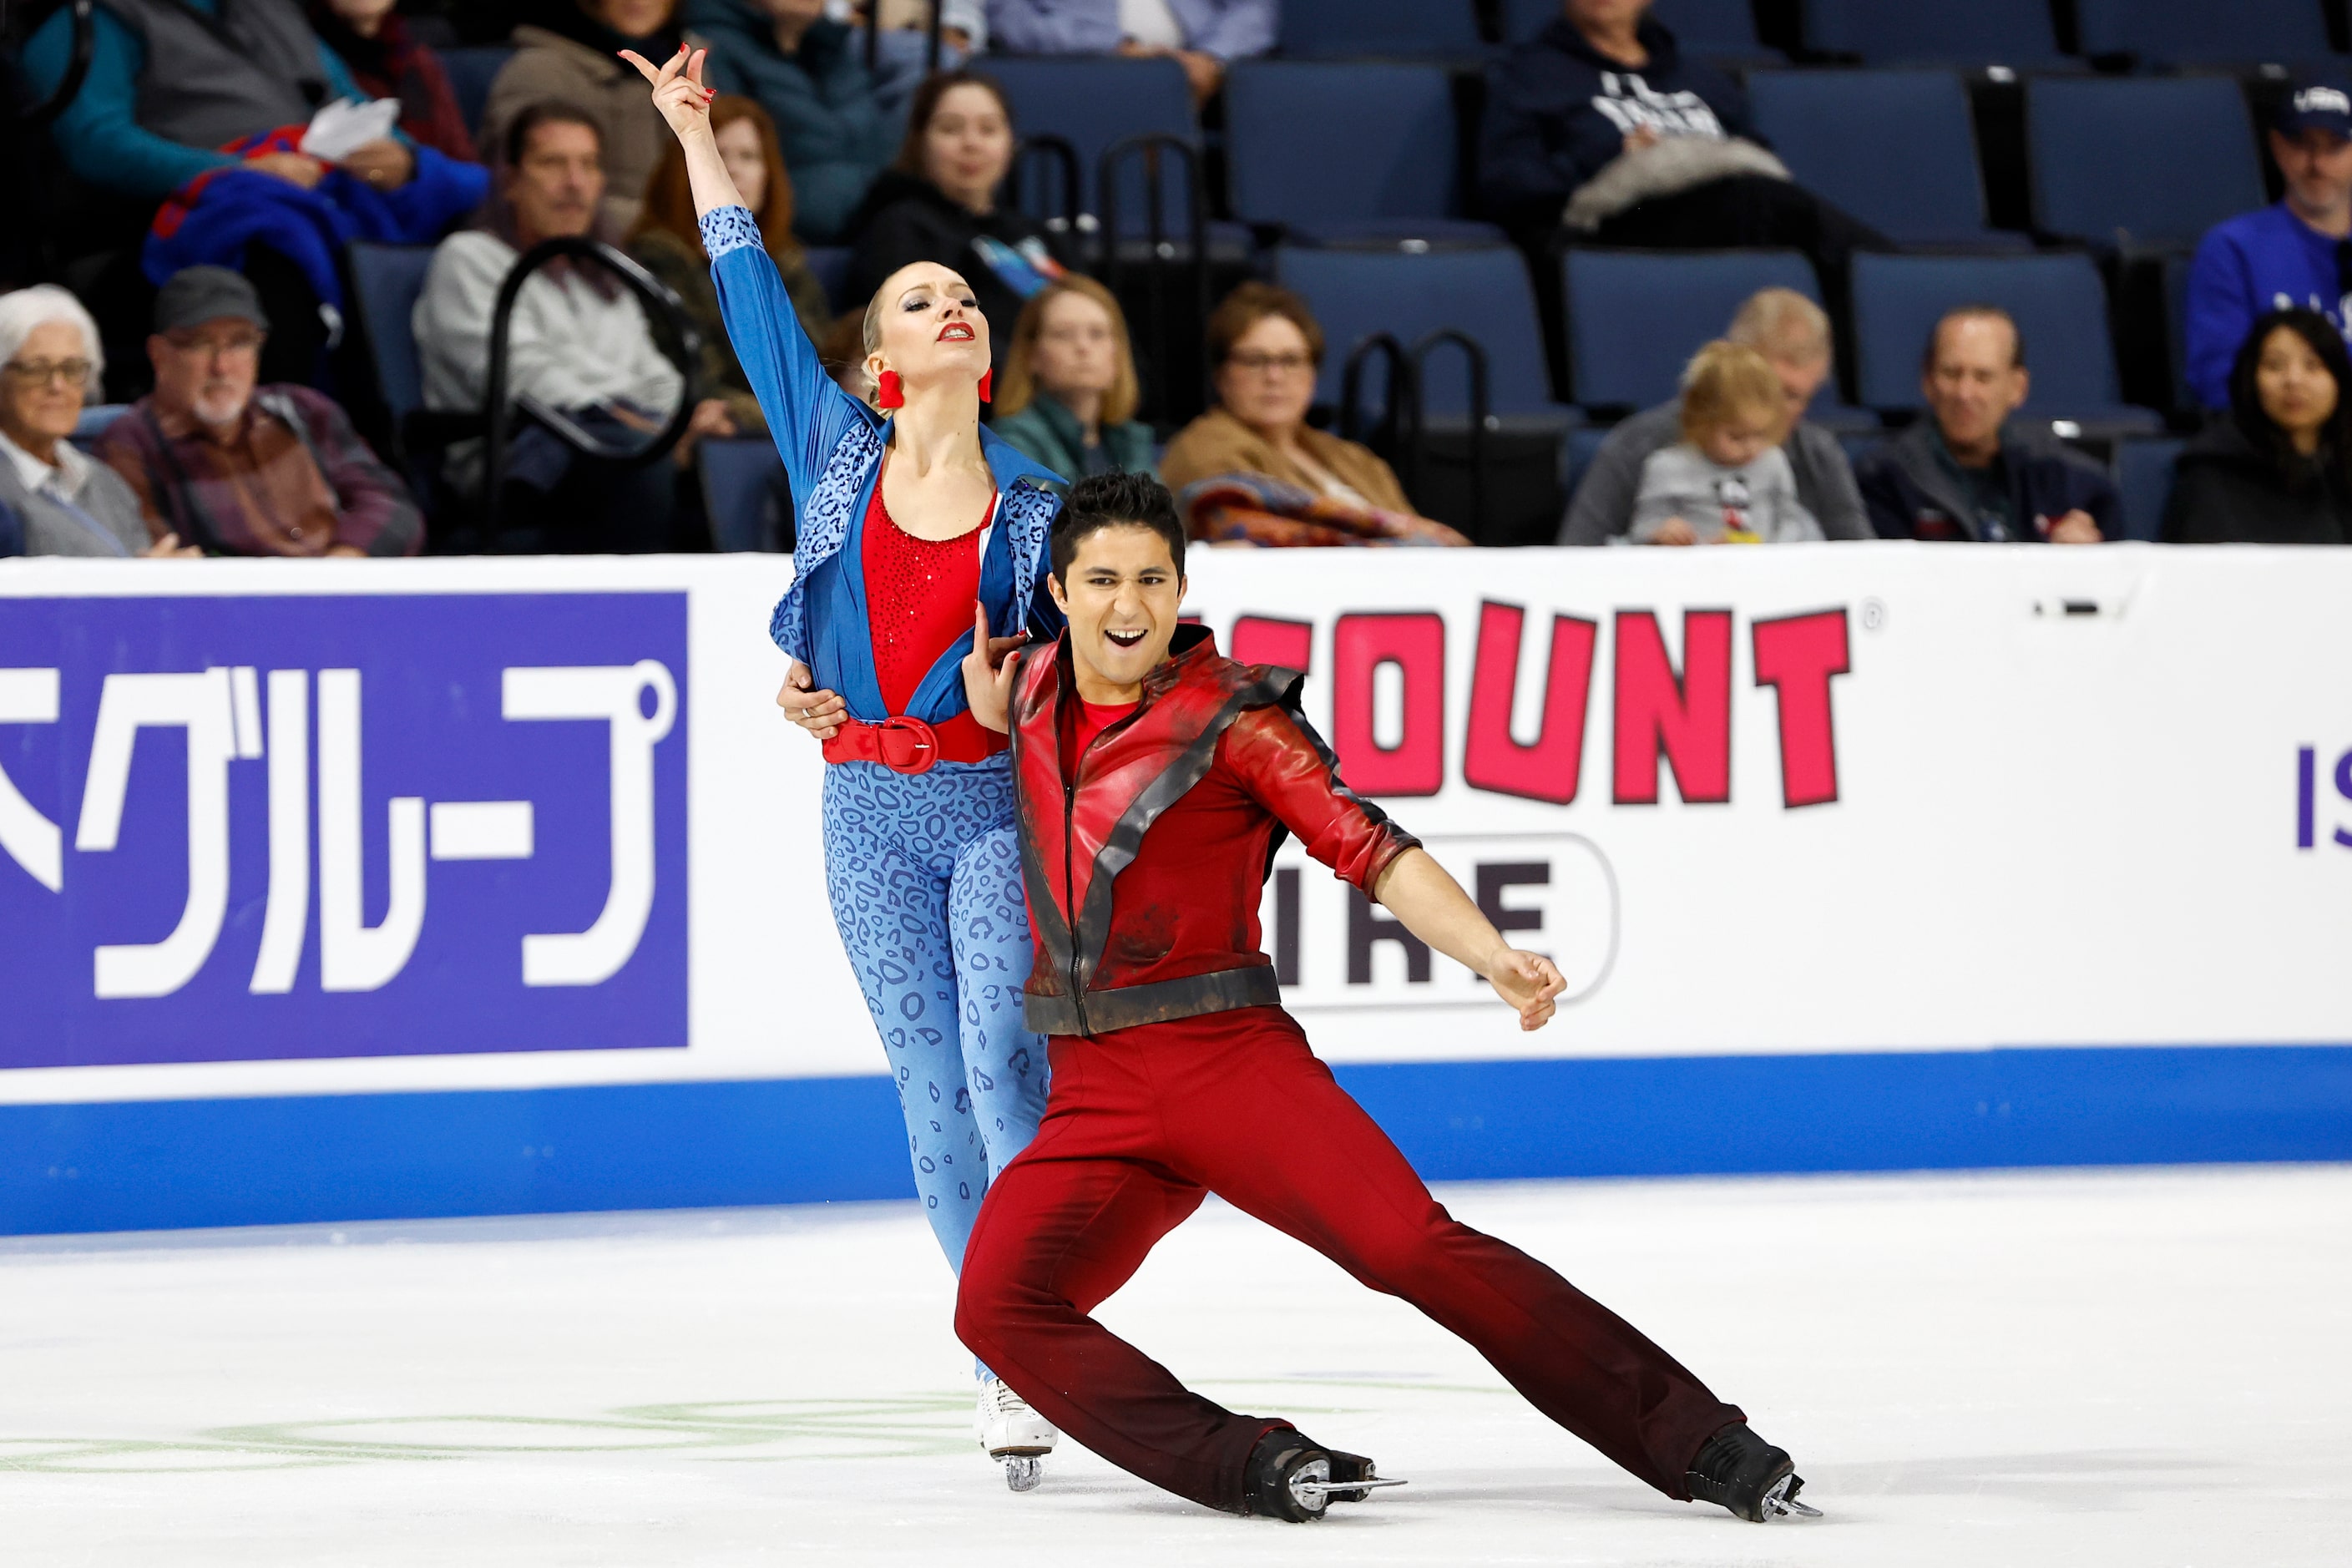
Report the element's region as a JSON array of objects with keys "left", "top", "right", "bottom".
[{"left": 3, "top": 1166, "right": 2347, "bottom": 1565}]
